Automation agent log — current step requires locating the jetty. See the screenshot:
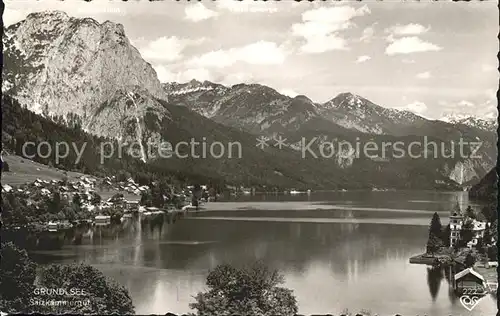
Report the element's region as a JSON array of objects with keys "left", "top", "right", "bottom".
[{"left": 409, "top": 253, "right": 455, "bottom": 266}]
